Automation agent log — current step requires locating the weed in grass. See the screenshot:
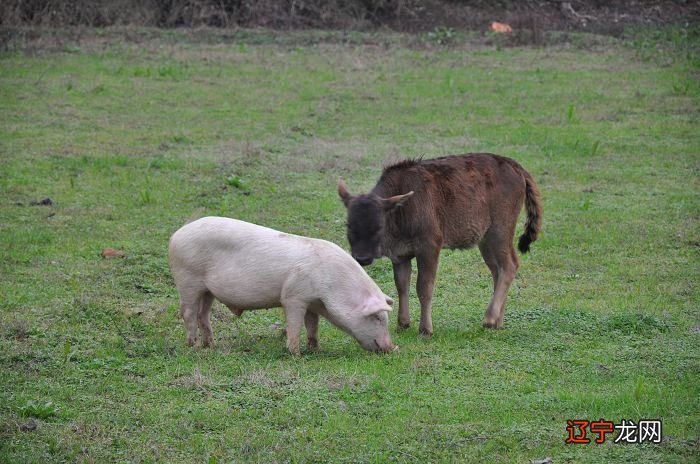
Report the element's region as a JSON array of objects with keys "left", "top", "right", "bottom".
[
  {"left": 672, "top": 80, "right": 689, "bottom": 95},
  {"left": 62, "top": 341, "right": 77, "bottom": 363},
  {"left": 135, "top": 66, "right": 150, "bottom": 77},
  {"left": 226, "top": 174, "right": 250, "bottom": 193},
  {"left": 20, "top": 401, "right": 59, "bottom": 420},
  {"left": 428, "top": 26, "right": 456, "bottom": 46},
  {"left": 171, "top": 134, "right": 192, "bottom": 144},
  {"left": 158, "top": 65, "right": 176, "bottom": 78},
  {"left": 3, "top": 318, "right": 30, "bottom": 340},
  {"left": 634, "top": 377, "right": 646, "bottom": 401},
  {"left": 606, "top": 312, "right": 669, "bottom": 335},
  {"left": 148, "top": 157, "right": 164, "bottom": 169},
  {"left": 139, "top": 190, "right": 153, "bottom": 205}
]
